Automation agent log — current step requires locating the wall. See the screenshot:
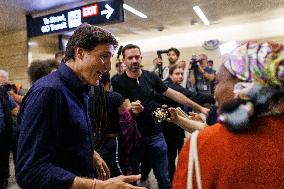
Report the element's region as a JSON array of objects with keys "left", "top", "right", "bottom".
[
  {"left": 30, "top": 35, "right": 59, "bottom": 62},
  {"left": 111, "top": 35, "right": 284, "bottom": 76},
  {"left": 0, "top": 30, "right": 29, "bottom": 88}
]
